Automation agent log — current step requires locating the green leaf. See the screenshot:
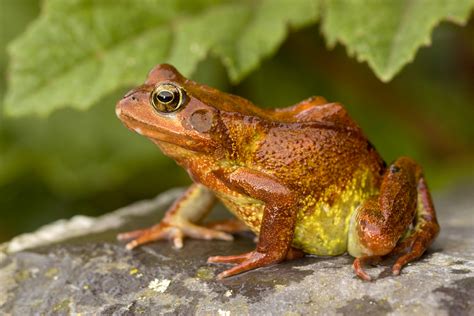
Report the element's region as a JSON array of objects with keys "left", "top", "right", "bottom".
[
  {"left": 168, "top": 0, "right": 319, "bottom": 81},
  {"left": 321, "top": 0, "right": 474, "bottom": 82},
  {"left": 4, "top": 0, "right": 319, "bottom": 116}
]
